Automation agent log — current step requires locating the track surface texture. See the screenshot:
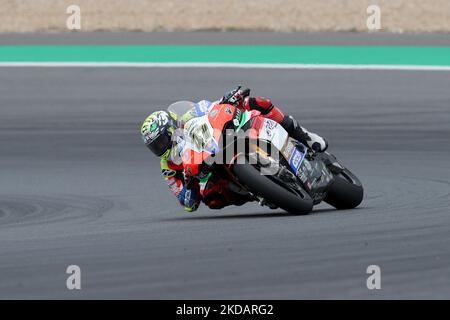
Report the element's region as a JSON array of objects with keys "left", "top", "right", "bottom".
[{"left": 1, "top": 33, "right": 450, "bottom": 299}]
